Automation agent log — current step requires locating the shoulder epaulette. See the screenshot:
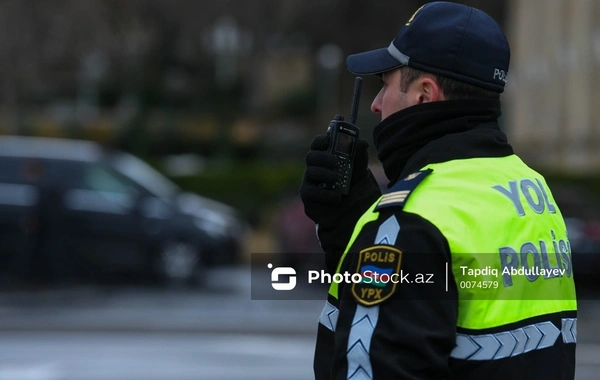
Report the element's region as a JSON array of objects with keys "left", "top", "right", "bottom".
[{"left": 375, "top": 169, "right": 433, "bottom": 211}]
